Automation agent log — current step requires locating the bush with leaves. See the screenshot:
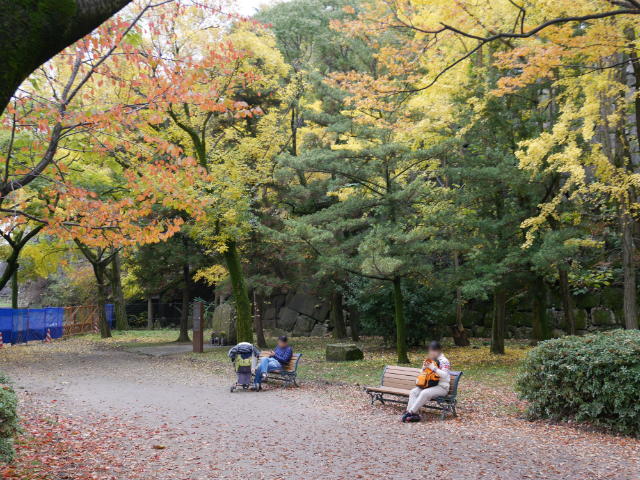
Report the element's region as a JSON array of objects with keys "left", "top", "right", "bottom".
[
  {"left": 340, "top": 277, "right": 453, "bottom": 346},
  {"left": 0, "top": 372, "right": 20, "bottom": 463},
  {"left": 517, "top": 330, "right": 640, "bottom": 436}
]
